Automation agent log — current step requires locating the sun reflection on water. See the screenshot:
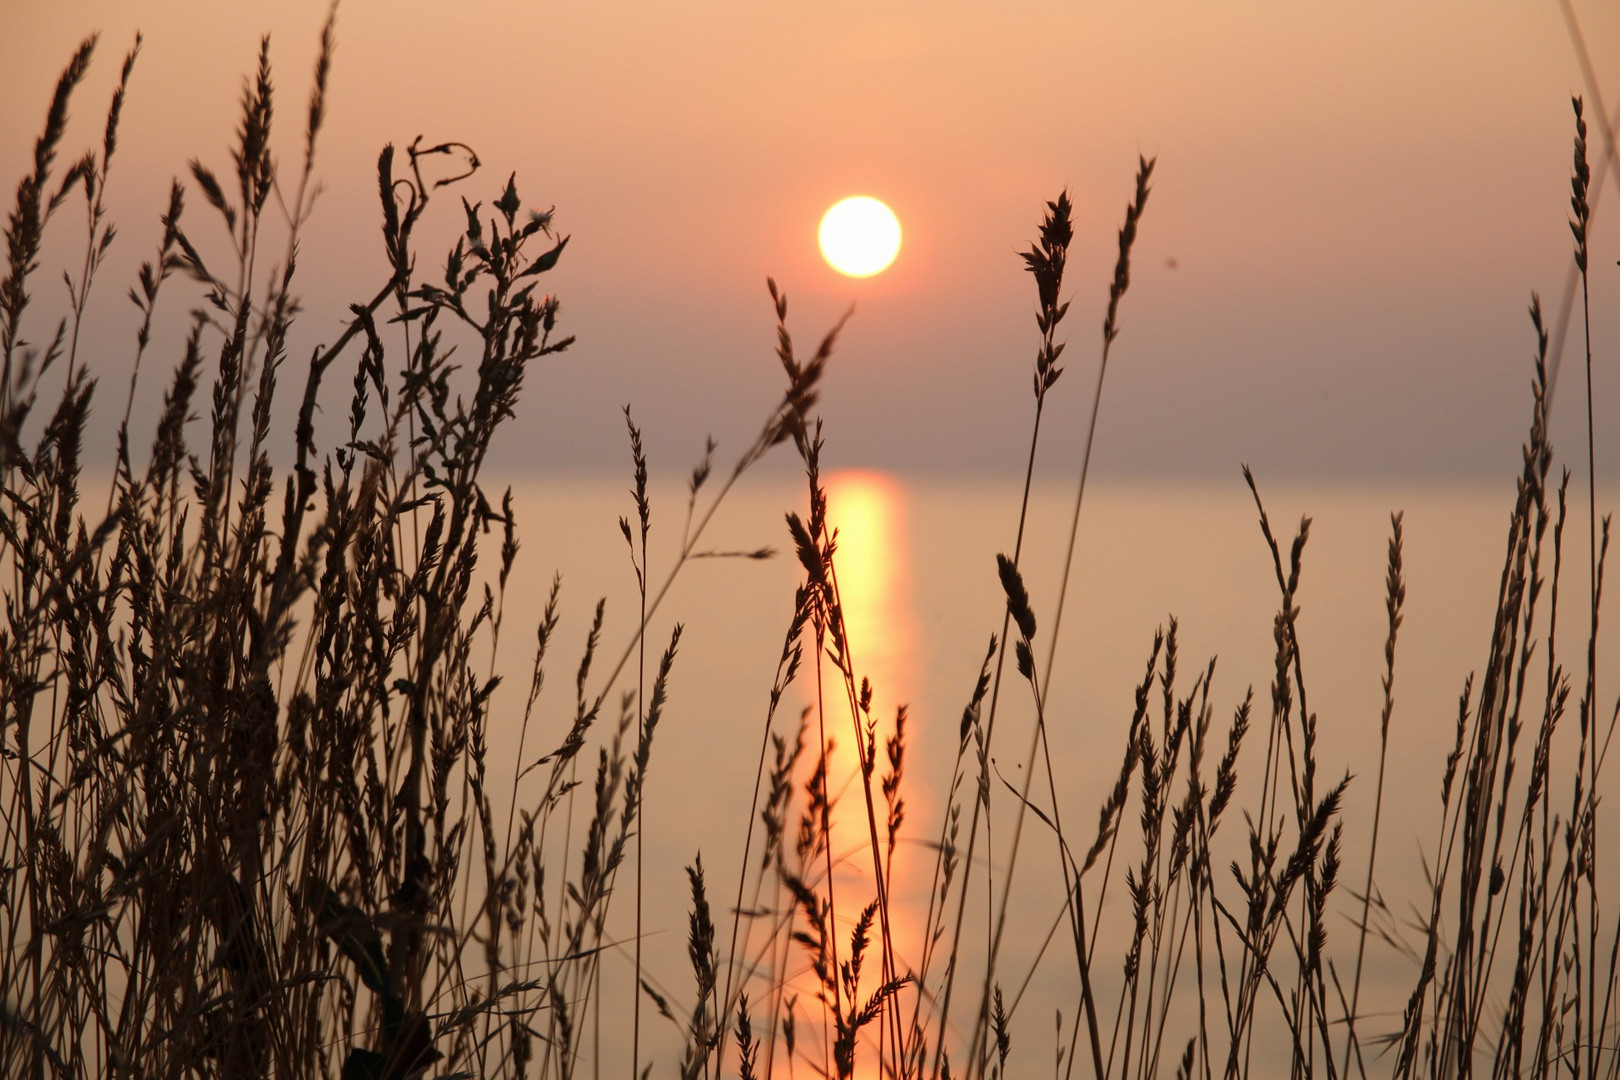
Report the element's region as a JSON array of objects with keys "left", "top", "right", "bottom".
[
  {"left": 822, "top": 470, "right": 913, "bottom": 725},
  {"left": 789, "top": 469, "right": 923, "bottom": 1076}
]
